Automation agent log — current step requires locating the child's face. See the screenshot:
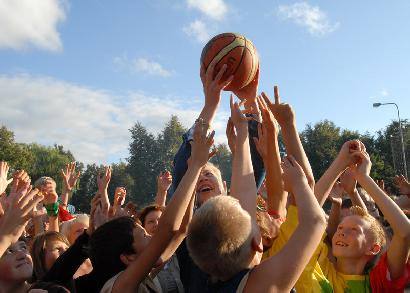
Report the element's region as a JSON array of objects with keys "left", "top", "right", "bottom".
[
  {"left": 68, "top": 221, "right": 89, "bottom": 244},
  {"left": 44, "top": 240, "right": 69, "bottom": 271},
  {"left": 196, "top": 166, "right": 223, "bottom": 205},
  {"left": 144, "top": 210, "right": 162, "bottom": 236},
  {"left": 0, "top": 241, "right": 33, "bottom": 283},
  {"left": 332, "top": 215, "right": 374, "bottom": 258}
]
